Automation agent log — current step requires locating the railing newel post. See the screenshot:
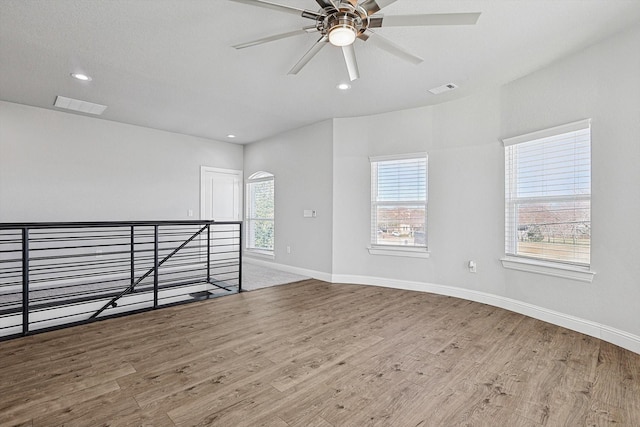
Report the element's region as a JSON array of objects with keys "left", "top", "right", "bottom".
[
  {"left": 130, "top": 225, "right": 135, "bottom": 292},
  {"left": 21, "top": 227, "right": 30, "bottom": 336},
  {"left": 153, "top": 225, "right": 159, "bottom": 308},
  {"left": 206, "top": 223, "right": 211, "bottom": 284},
  {"left": 238, "top": 221, "right": 243, "bottom": 293}
]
